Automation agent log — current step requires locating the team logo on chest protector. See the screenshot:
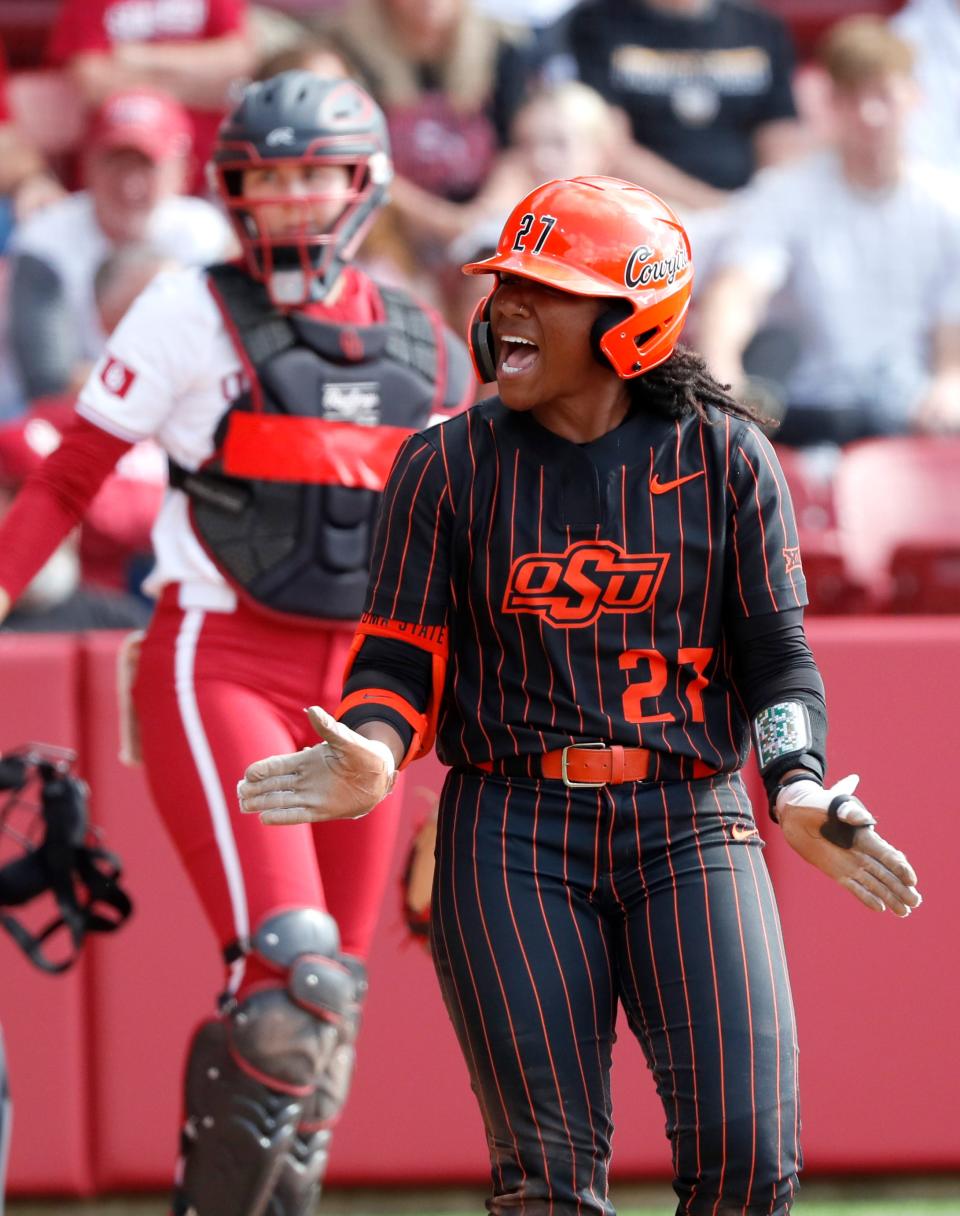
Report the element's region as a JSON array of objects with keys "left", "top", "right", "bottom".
[
  {"left": 504, "top": 540, "right": 669, "bottom": 627},
  {"left": 322, "top": 381, "right": 381, "bottom": 426}
]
